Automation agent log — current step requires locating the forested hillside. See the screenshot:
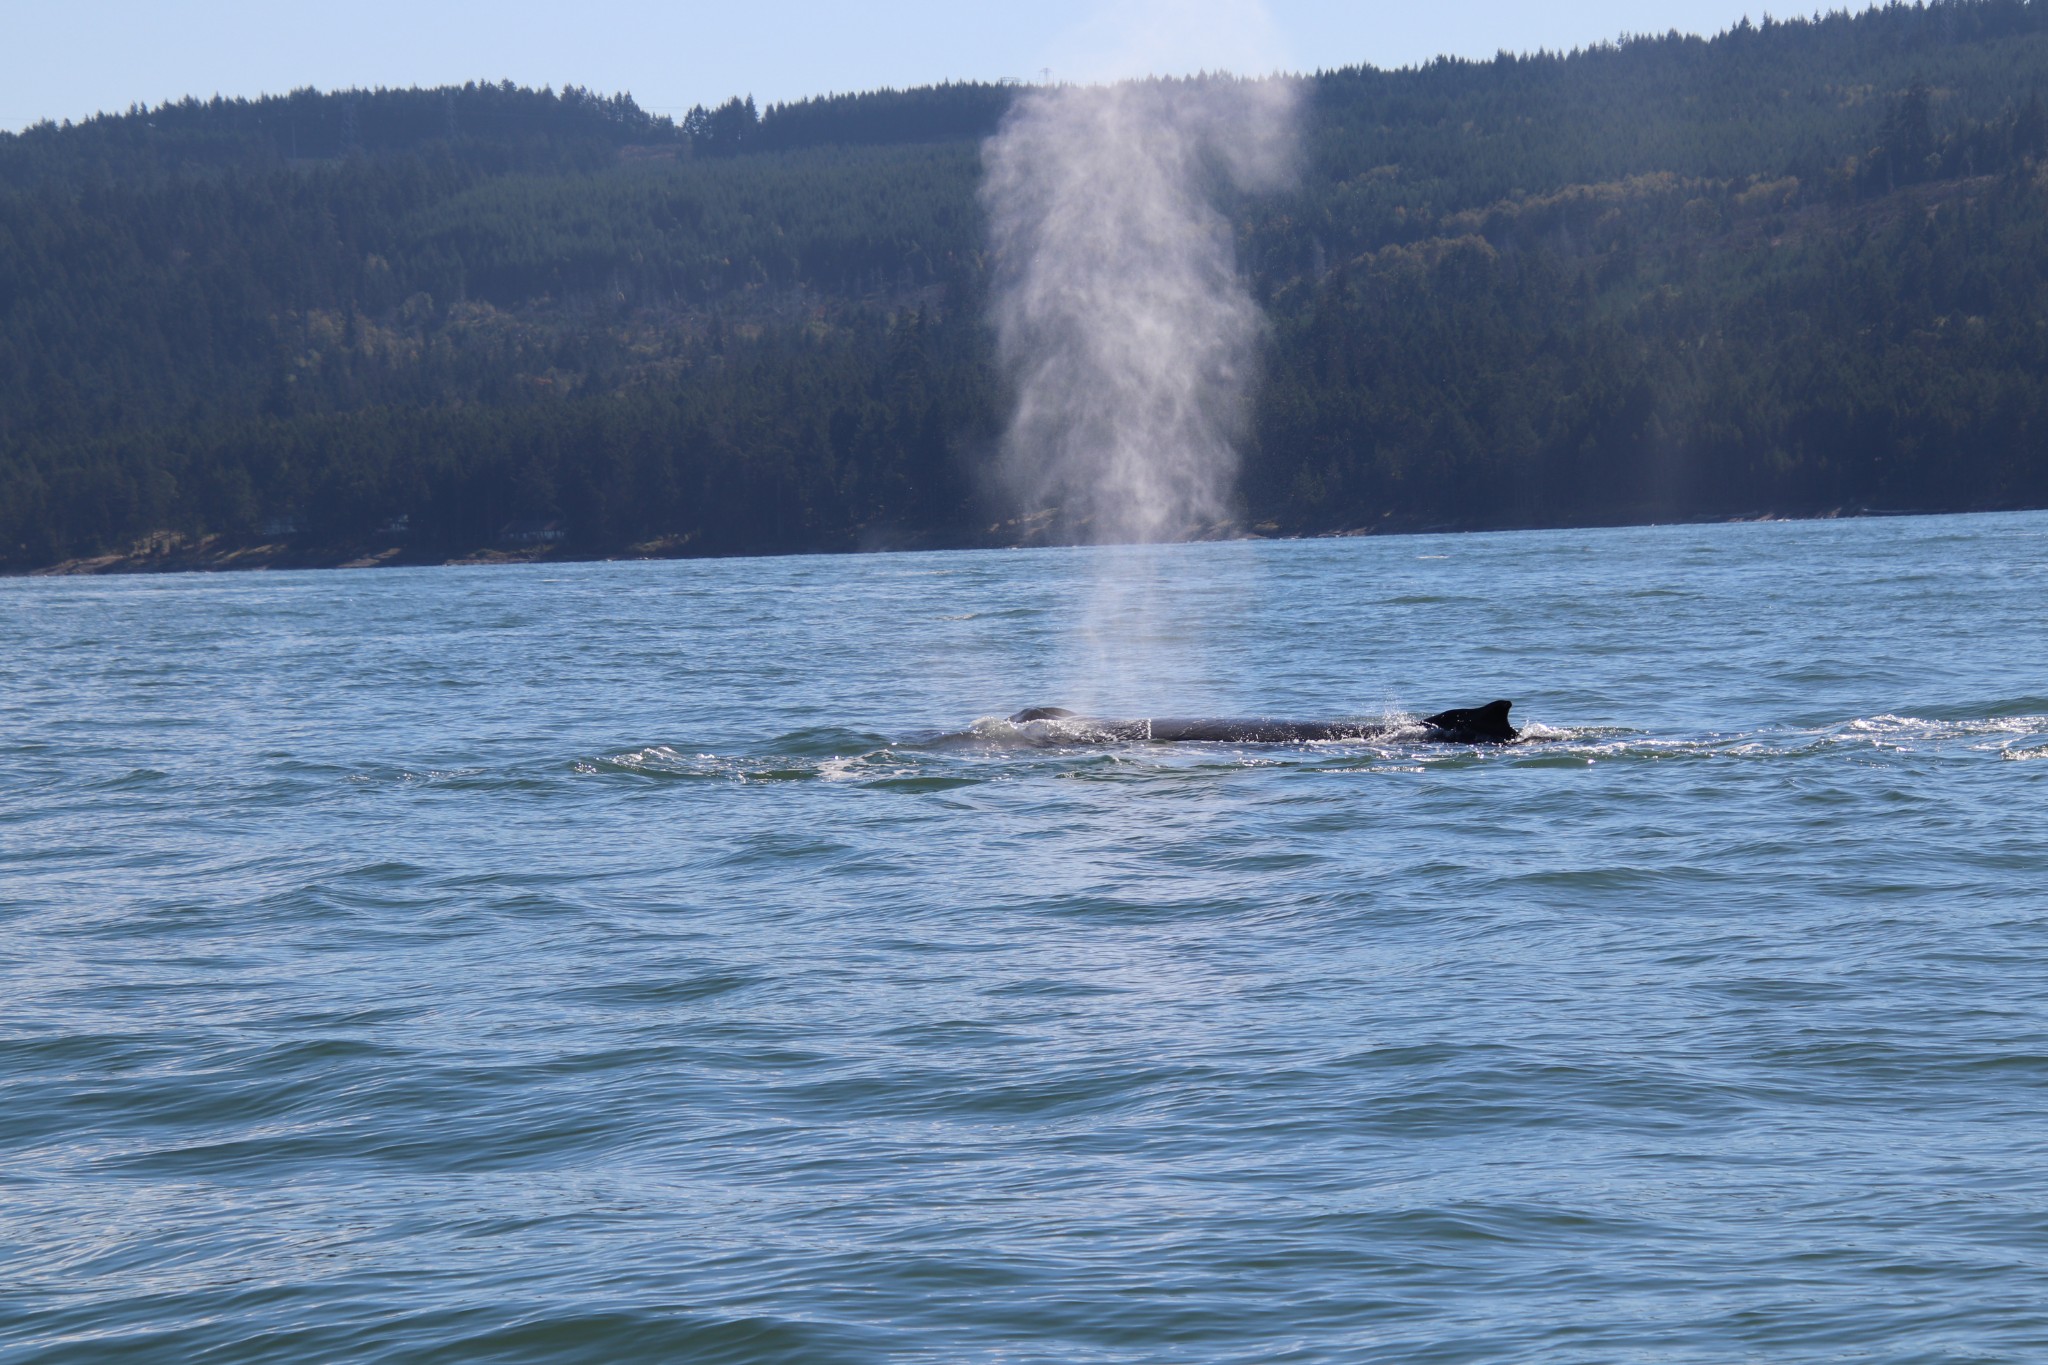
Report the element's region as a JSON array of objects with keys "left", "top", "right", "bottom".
[{"left": 6, "top": 0, "right": 2048, "bottom": 570}]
